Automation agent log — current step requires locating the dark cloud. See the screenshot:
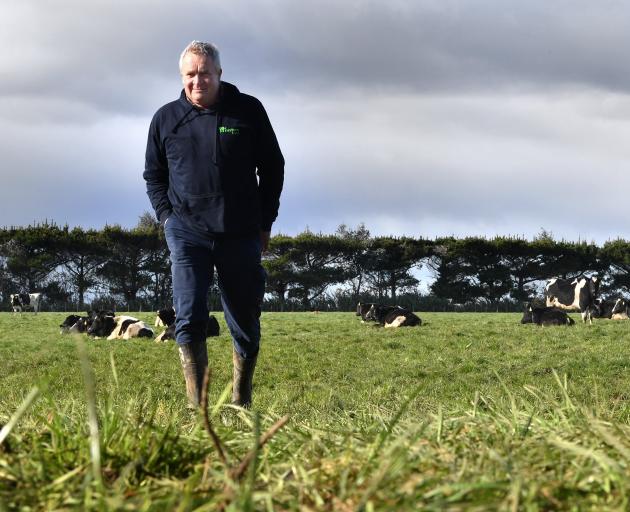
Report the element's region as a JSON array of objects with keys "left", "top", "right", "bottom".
[
  {"left": 1, "top": 1, "right": 629, "bottom": 243},
  {"left": 3, "top": 1, "right": 630, "bottom": 115}
]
